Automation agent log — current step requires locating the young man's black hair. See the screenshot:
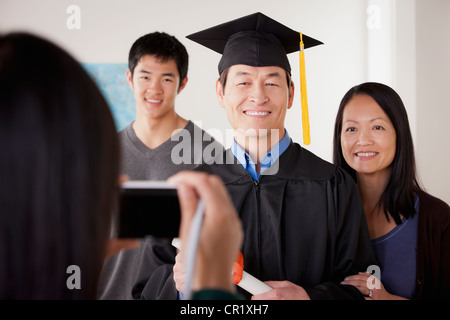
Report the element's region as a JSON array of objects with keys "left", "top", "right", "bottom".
[{"left": 128, "top": 32, "right": 188, "bottom": 89}]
